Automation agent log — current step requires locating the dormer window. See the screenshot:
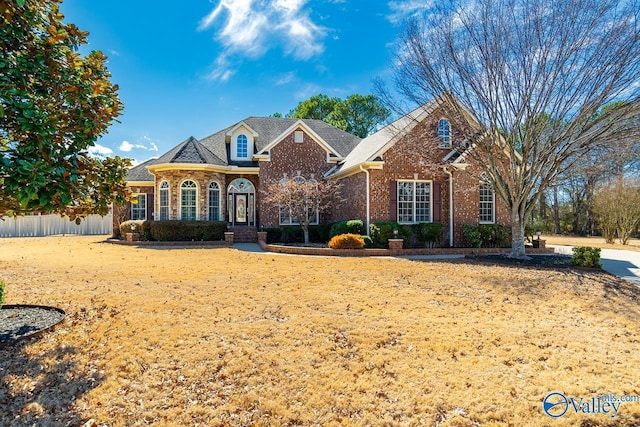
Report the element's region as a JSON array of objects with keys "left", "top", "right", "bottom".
[
  {"left": 237, "top": 134, "right": 248, "bottom": 158},
  {"left": 438, "top": 119, "right": 451, "bottom": 147}
]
